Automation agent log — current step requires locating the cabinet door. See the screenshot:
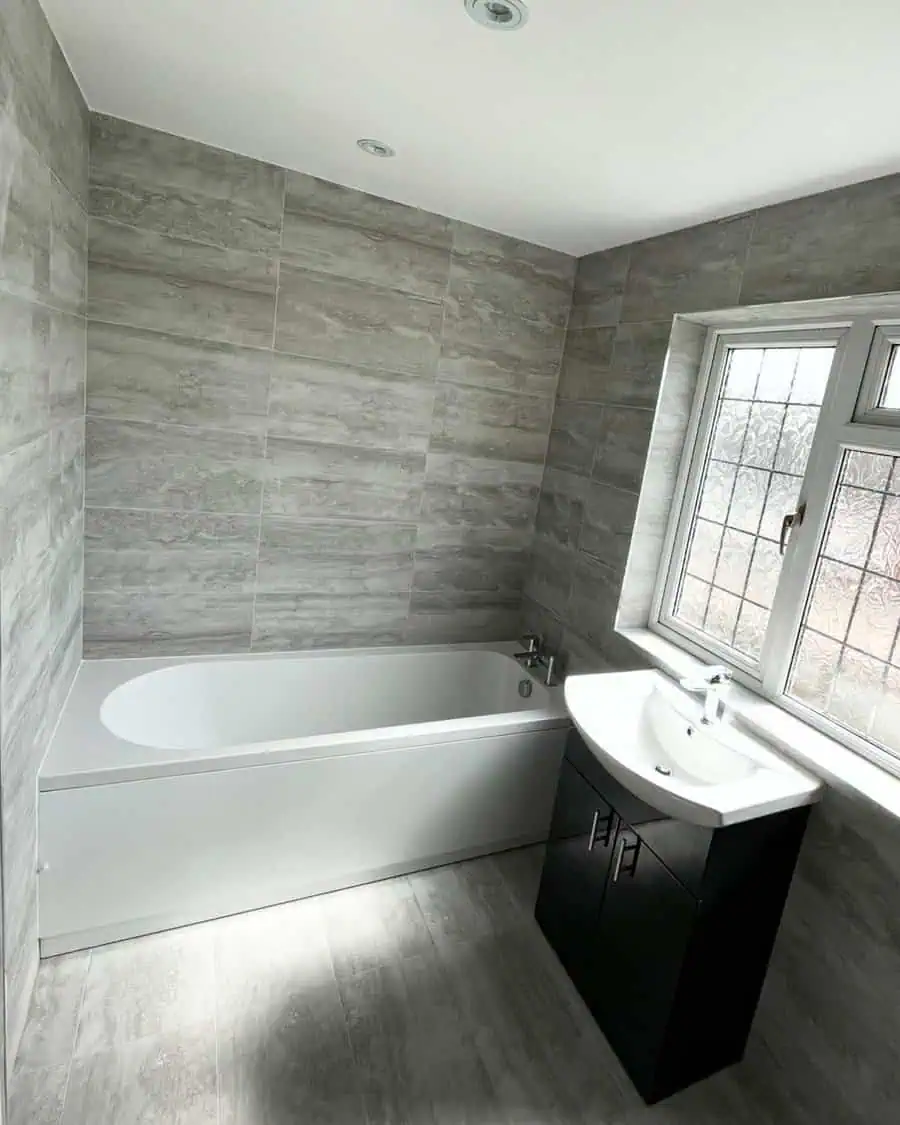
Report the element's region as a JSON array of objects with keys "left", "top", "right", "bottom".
[
  {"left": 591, "top": 825, "right": 698, "bottom": 1102},
  {"left": 535, "top": 760, "right": 617, "bottom": 979}
]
